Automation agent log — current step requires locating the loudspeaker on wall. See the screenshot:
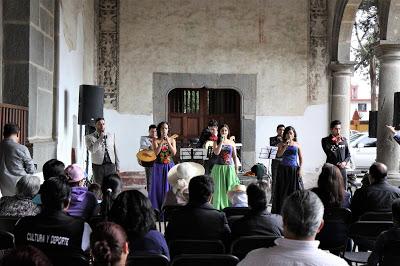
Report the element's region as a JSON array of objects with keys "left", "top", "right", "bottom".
[
  {"left": 393, "top": 92, "right": 400, "bottom": 130},
  {"left": 78, "top": 85, "right": 104, "bottom": 125},
  {"left": 369, "top": 111, "right": 378, "bottom": 138}
]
